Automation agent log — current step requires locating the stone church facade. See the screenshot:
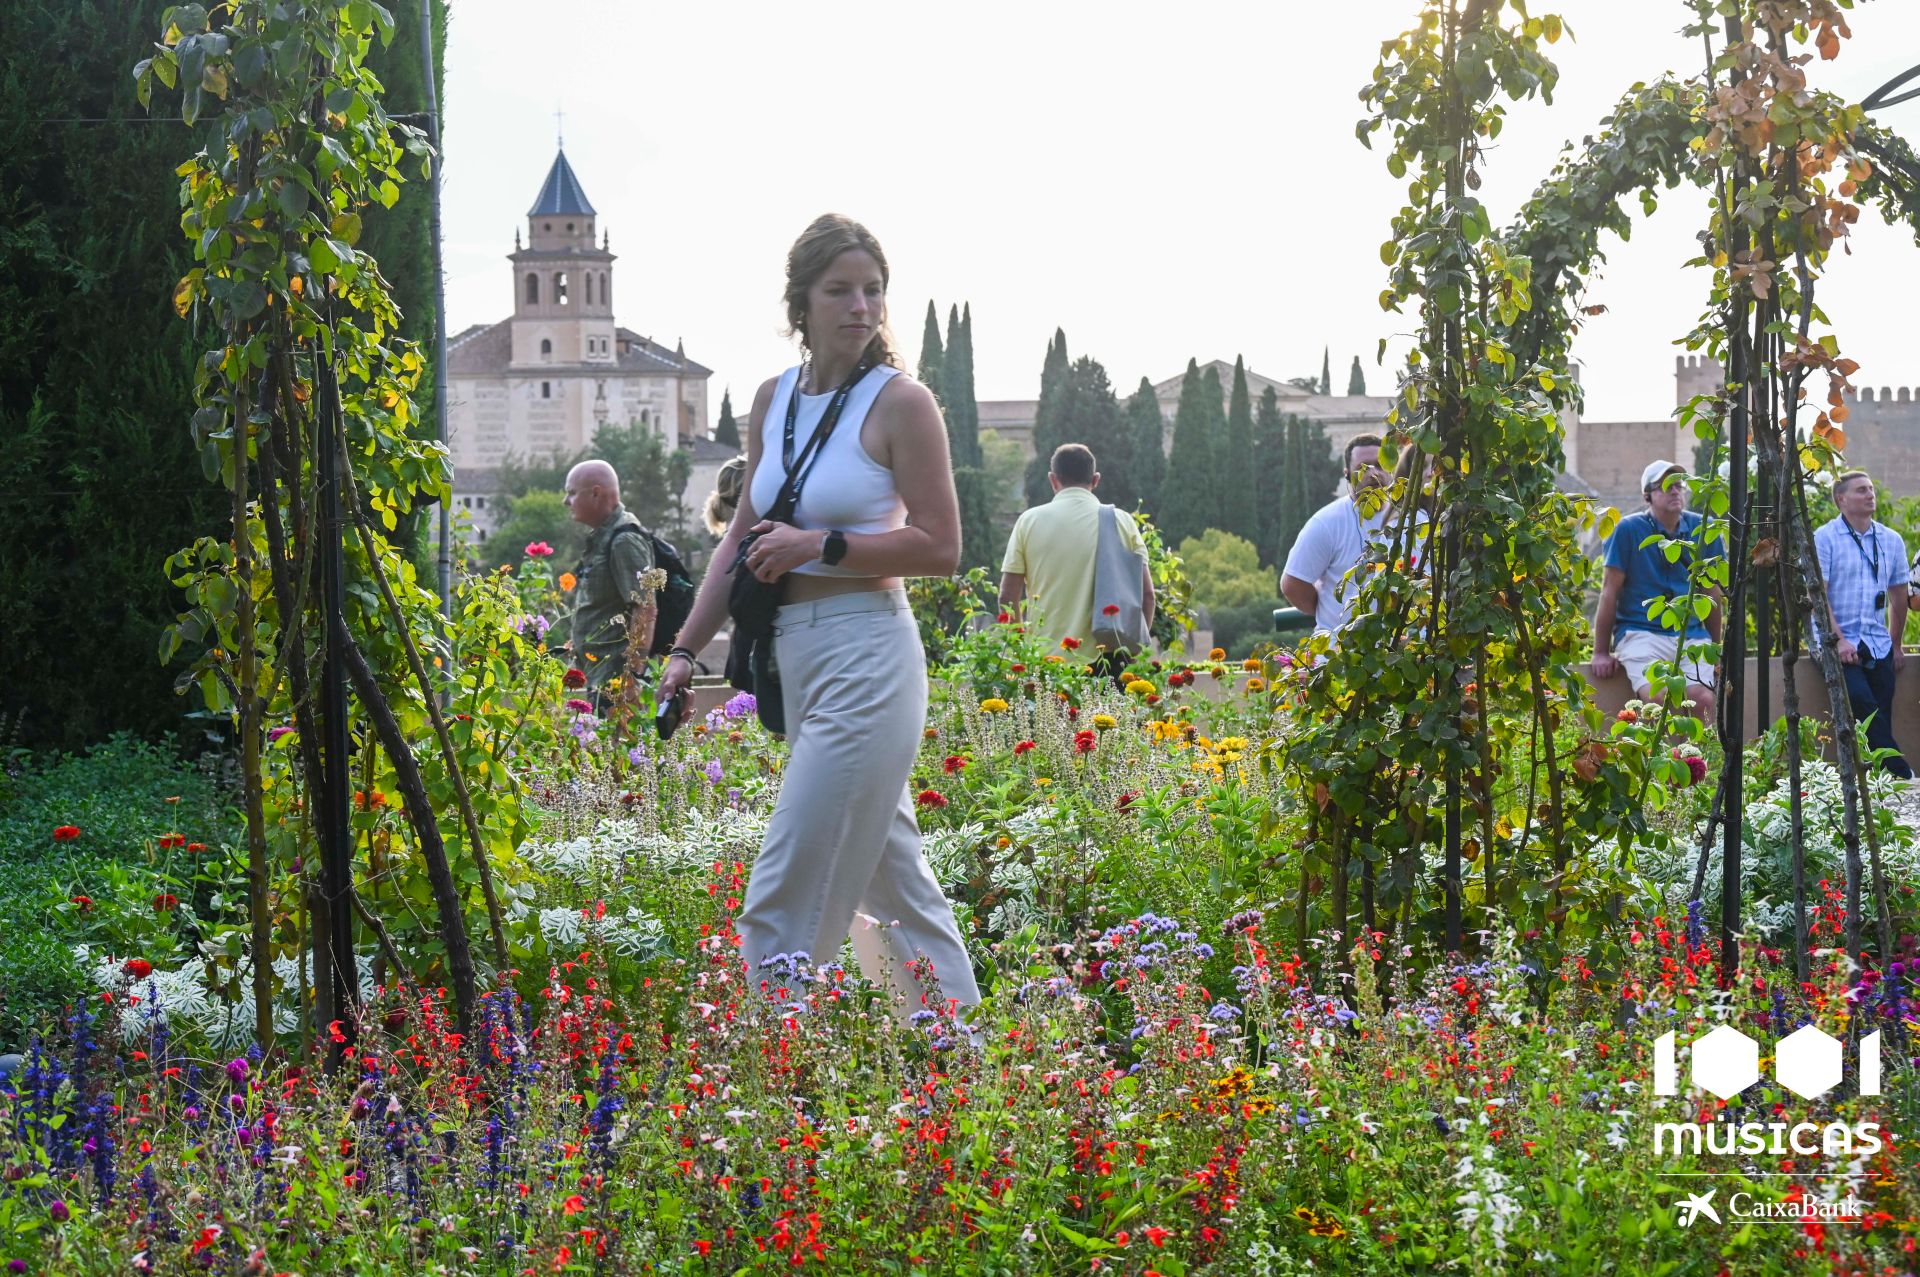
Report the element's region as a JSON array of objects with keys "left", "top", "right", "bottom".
[{"left": 447, "top": 149, "right": 712, "bottom": 542}]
